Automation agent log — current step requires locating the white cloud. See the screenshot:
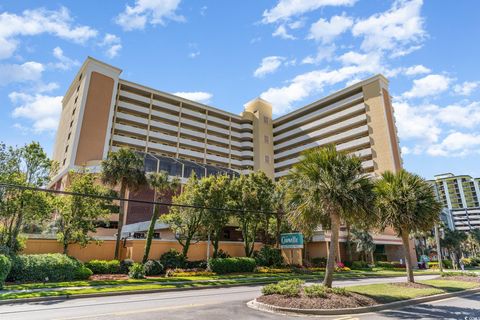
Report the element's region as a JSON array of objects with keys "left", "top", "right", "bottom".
[
  {"left": 454, "top": 81, "right": 479, "bottom": 96},
  {"left": 262, "top": 0, "right": 357, "bottom": 24},
  {"left": 404, "top": 64, "right": 431, "bottom": 76},
  {"left": 435, "top": 102, "right": 480, "bottom": 129},
  {"left": 403, "top": 74, "right": 451, "bottom": 99},
  {"left": 0, "top": 7, "right": 98, "bottom": 59},
  {"left": 189, "top": 51, "right": 200, "bottom": 58},
  {"left": 352, "top": 0, "right": 425, "bottom": 53},
  {"left": 10, "top": 92, "right": 62, "bottom": 133},
  {"left": 116, "top": 0, "right": 184, "bottom": 31},
  {"left": 51, "top": 47, "right": 80, "bottom": 70},
  {"left": 308, "top": 15, "right": 353, "bottom": 44},
  {"left": 302, "top": 45, "right": 336, "bottom": 65},
  {"left": 427, "top": 132, "right": 480, "bottom": 157},
  {"left": 272, "top": 25, "right": 295, "bottom": 40},
  {"left": 392, "top": 100, "right": 441, "bottom": 143},
  {"left": 100, "top": 34, "right": 122, "bottom": 58},
  {"left": 173, "top": 91, "right": 212, "bottom": 104},
  {"left": 254, "top": 56, "right": 285, "bottom": 78},
  {"left": 0, "top": 61, "right": 44, "bottom": 86}
]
